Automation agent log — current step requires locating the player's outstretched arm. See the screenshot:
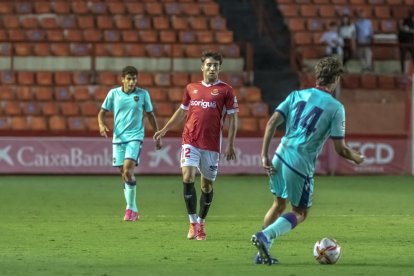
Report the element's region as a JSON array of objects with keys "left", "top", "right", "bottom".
[
  {"left": 146, "top": 111, "right": 162, "bottom": 150},
  {"left": 97, "top": 109, "right": 109, "bottom": 138},
  {"left": 153, "top": 108, "right": 187, "bottom": 140},
  {"left": 224, "top": 113, "right": 238, "bottom": 161},
  {"left": 333, "top": 139, "right": 365, "bottom": 164},
  {"left": 261, "top": 111, "right": 284, "bottom": 175}
]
